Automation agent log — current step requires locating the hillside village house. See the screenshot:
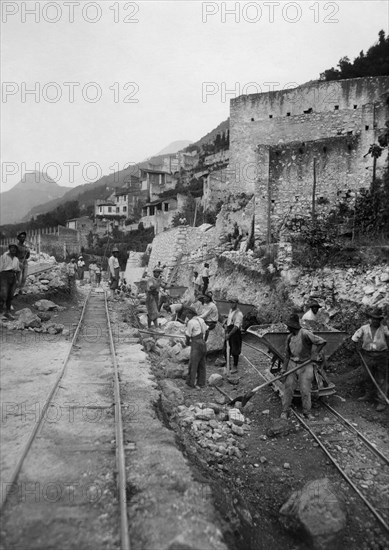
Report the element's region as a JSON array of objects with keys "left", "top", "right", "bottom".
[
  {"left": 140, "top": 196, "right": 180, "bottom": 233},
  {"left": 95, "top": 201, "right": 117, "bottom": 217},
  {"left": 140, "top": 168, "right": 177, "bottom": 200},
  {"left": 66, "top": 216, "right": 94, "bottom": 232}
]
